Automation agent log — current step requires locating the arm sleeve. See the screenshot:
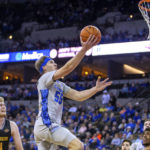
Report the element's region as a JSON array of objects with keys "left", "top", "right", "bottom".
[
  {"left": 41, "top": 71, "right": 56, "bottom": 87},
  {"left": 61, "top": 82, "right": 71, "bottom": 94}
]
